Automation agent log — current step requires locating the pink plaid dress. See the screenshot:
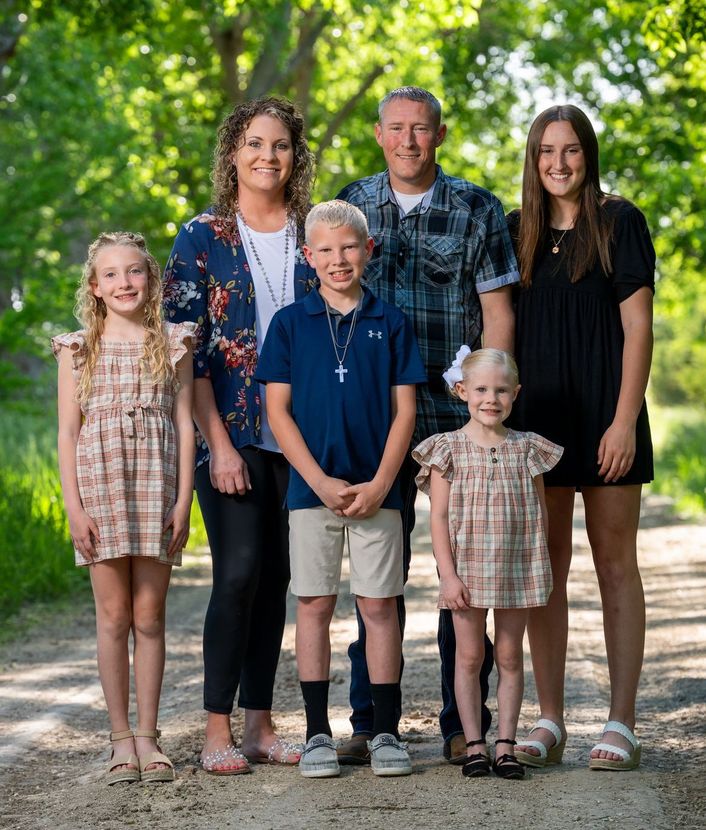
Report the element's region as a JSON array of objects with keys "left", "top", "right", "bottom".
[
  {"left": 52, "top": 322, "right": 195, "bottom": 567},
  {"left": 413, "top": 429, "right": 563, "bottom": 609}
]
